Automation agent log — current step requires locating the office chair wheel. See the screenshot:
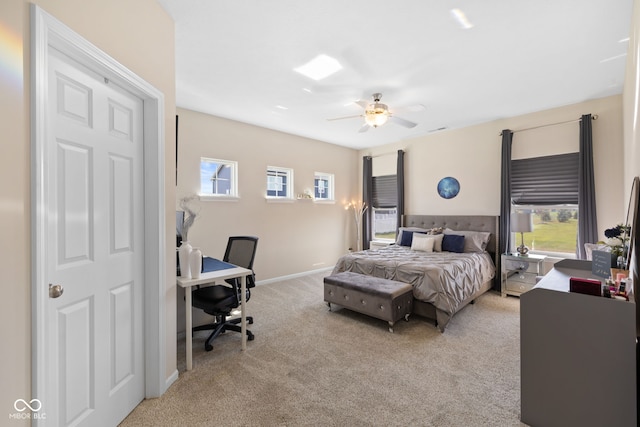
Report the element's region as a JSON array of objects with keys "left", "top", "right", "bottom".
[
  {"left": 205, "top": 343, "right": 214, "bottom": 352},
  {"left": 247, "top": 331, "right": 255, "bottom": 341}
]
